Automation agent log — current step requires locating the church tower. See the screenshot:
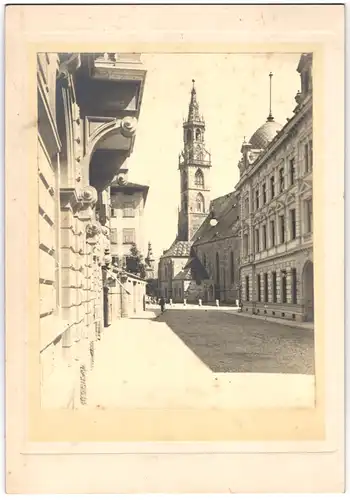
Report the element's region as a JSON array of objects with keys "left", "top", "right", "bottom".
[{"left": 177, "top": 80, "right": 212, "bottom": 241}]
